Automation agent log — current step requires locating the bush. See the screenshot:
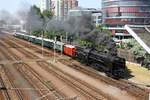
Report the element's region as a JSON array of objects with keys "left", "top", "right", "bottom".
[
  {"left": 125, "top": 39, "right": 150, "bottom": 68},
  {"left": 32, "top": 30, "right": 43, "bottom": 37}
]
